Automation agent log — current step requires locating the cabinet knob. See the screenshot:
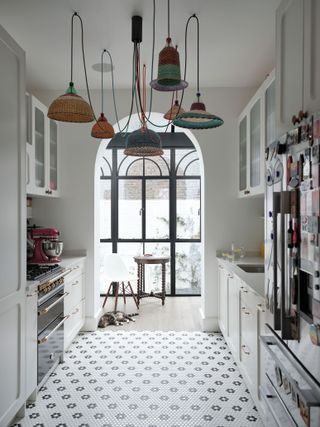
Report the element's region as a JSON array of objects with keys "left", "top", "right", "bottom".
[{"left": 241, "top": 345, "right": 250, "bottom": 355}]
